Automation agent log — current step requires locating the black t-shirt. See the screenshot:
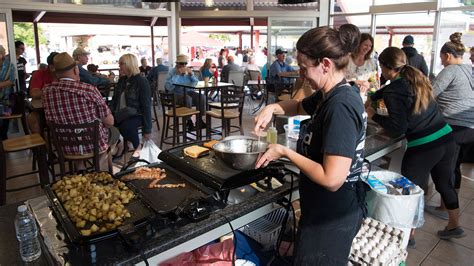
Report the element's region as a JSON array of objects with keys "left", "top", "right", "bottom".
[
  {"left": 297, "top": 80, "right": 367, "bottom": 223},
  {"left": 17, "top": 57, "right": 27, "bottom": 91}
]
